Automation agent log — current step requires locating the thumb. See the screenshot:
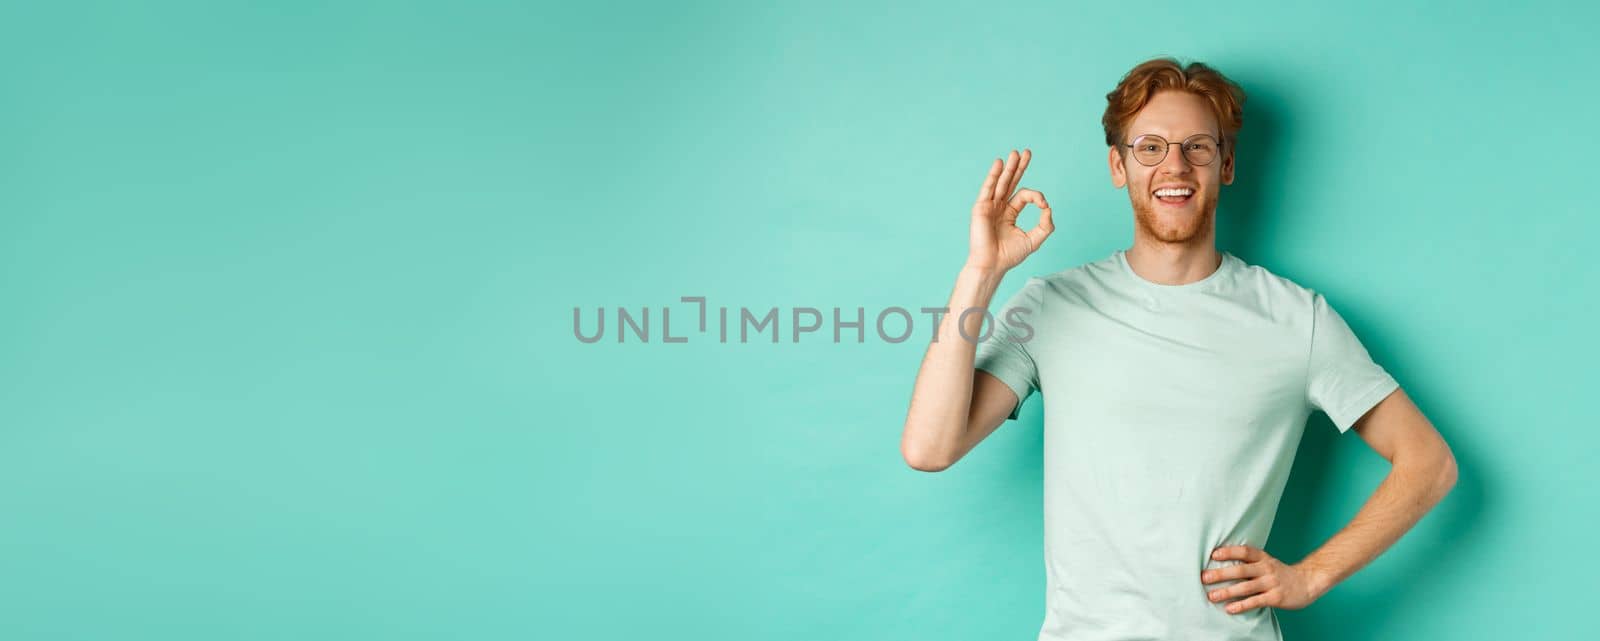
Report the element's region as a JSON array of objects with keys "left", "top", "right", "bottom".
[{"left": 1025, "top": 206, "right": 1055, "bottom": 251}]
